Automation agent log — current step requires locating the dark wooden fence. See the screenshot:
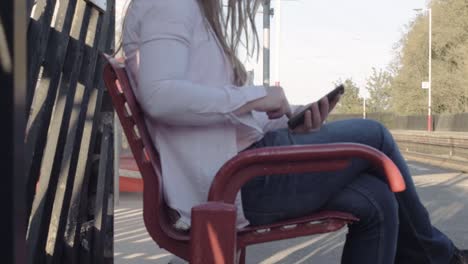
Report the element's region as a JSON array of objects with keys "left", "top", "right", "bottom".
[{"left": 25, "top": 0, "right": 115, "bottom": 263}]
